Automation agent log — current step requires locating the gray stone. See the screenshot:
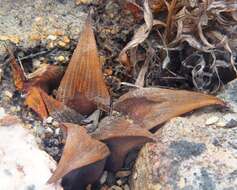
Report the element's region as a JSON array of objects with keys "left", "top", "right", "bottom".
[
  {"left": 218, "top": 79, "right": 237, "bottom": 113},
  {"left": 131, "top": 109, "right": 237, "bottom": 190},
  {"left": 0, "top": 115, "right": 62, "bottom": 190},
  {"left": 0, "top": 0, "right": 87, "bottom": 58}
]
